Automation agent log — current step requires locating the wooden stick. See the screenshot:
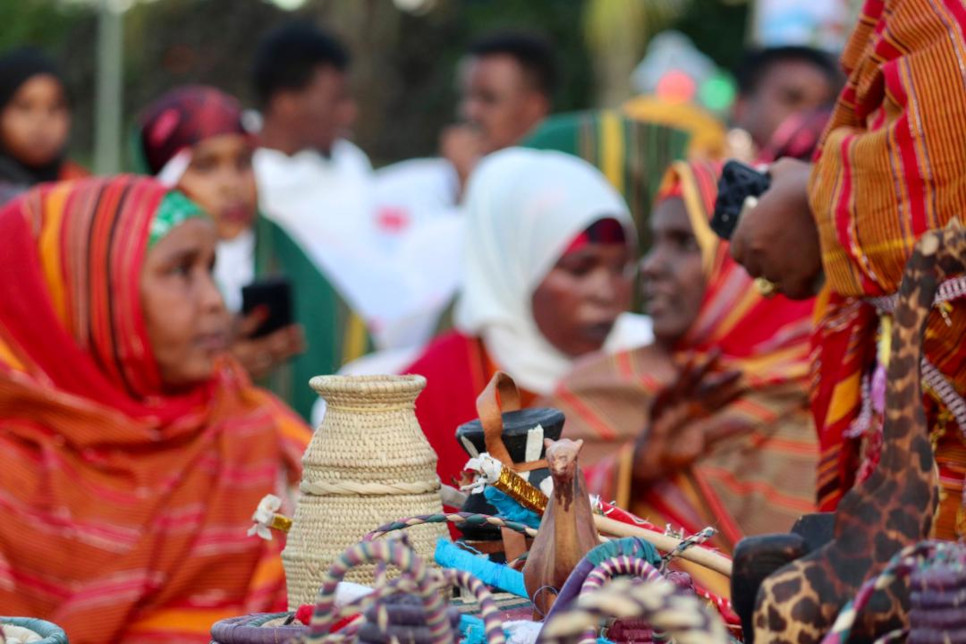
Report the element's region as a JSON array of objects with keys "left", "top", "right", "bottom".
[{"left": 593, "top": 515, "right": 733, "bottom": 578}]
